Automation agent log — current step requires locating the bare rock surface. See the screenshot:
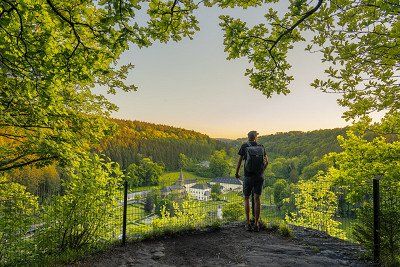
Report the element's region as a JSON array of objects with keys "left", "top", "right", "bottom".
[{"left": 72, "top": 223, "right": 370, "bottom": 266}]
